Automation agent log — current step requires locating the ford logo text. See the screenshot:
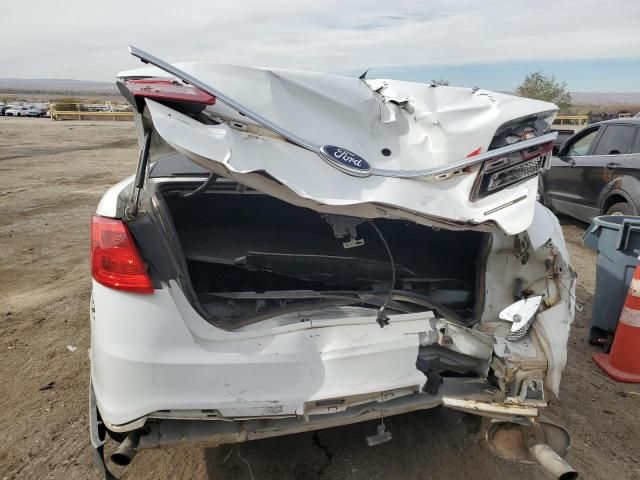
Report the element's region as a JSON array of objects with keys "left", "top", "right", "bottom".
[{"left": 320, "top": 145, "right": 371, "bottom": 177}]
